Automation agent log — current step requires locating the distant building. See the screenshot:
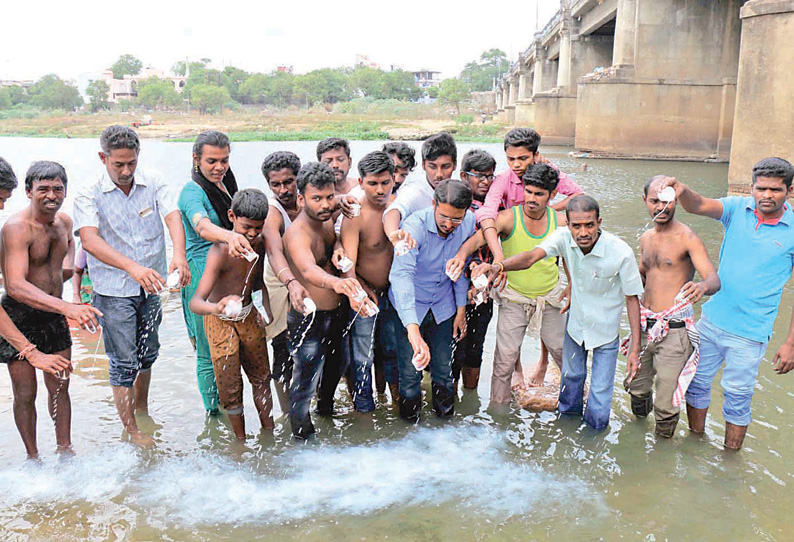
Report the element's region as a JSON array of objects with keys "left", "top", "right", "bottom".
[
  {"left": 0, "top": 80, "right": 34, "bottom": 88},
  {"left": 355, "top": 54, "right": 380, "bottom": 69},
  {"left": 77, "top": 68, "right": 187, "bottom": 104},
  {"left": 276, "top": 65, "right": 293, "bottom": 73},
  {"left": 412, "top": 70, "right": 442, "bottom": 88}
]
